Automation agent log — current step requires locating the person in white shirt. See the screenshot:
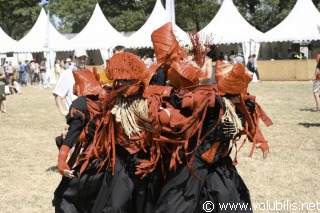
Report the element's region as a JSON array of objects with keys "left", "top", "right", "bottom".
[
  {"left": 233, "top": 52, "right": 244, "bottom": 65},
  {"left": 53, "top": 49, "right": 88, "bottom": 116}
]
